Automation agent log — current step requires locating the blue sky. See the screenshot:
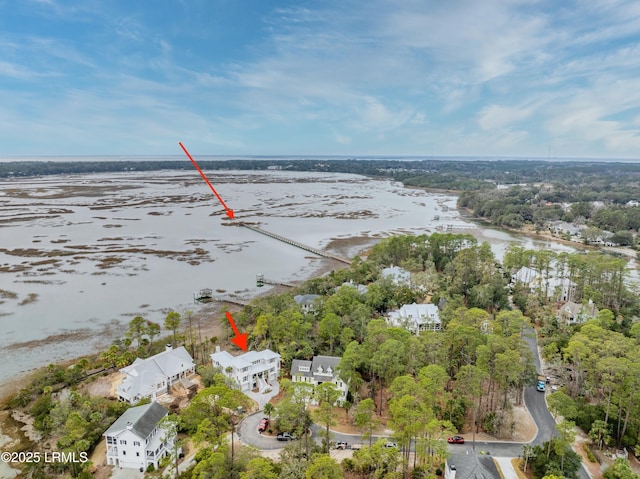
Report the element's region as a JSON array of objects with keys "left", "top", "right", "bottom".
[{"left": 1, "top": 0, "right": 640, "bottom": 158}]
